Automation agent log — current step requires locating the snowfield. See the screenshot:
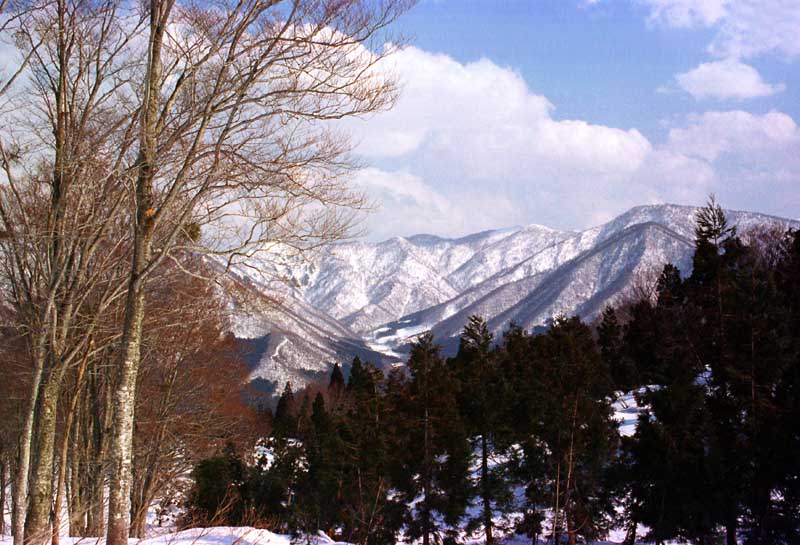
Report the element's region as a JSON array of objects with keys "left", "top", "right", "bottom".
[{"left": 0, "top": 528, "right": 349, "bottom": 545}]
